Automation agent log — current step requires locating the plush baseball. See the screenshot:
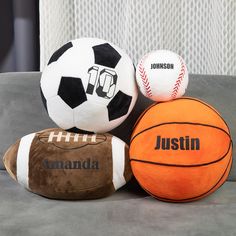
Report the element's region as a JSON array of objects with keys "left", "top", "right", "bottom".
[
  {"left": 3, "top": 128, "right": 132, "bottom": 200},
  {"left": 40, "top": 38, "right": 138, "bottom": 133},
  {"left": 136, "top": 50, "right": 189, "bottom": 101}
]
